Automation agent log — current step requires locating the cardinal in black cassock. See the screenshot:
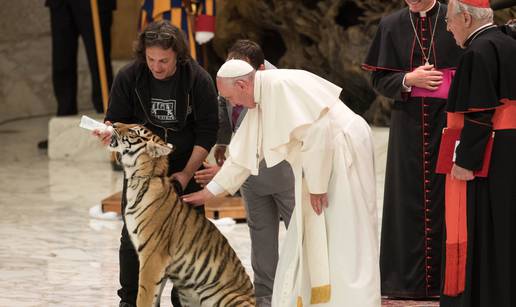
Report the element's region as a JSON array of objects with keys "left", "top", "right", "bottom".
[
  {"left": 362, "top": 0, "right": 463, "bottom": 299},
  {"left": 439, "top": 0, "right": 516, "bottom": 306}
]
